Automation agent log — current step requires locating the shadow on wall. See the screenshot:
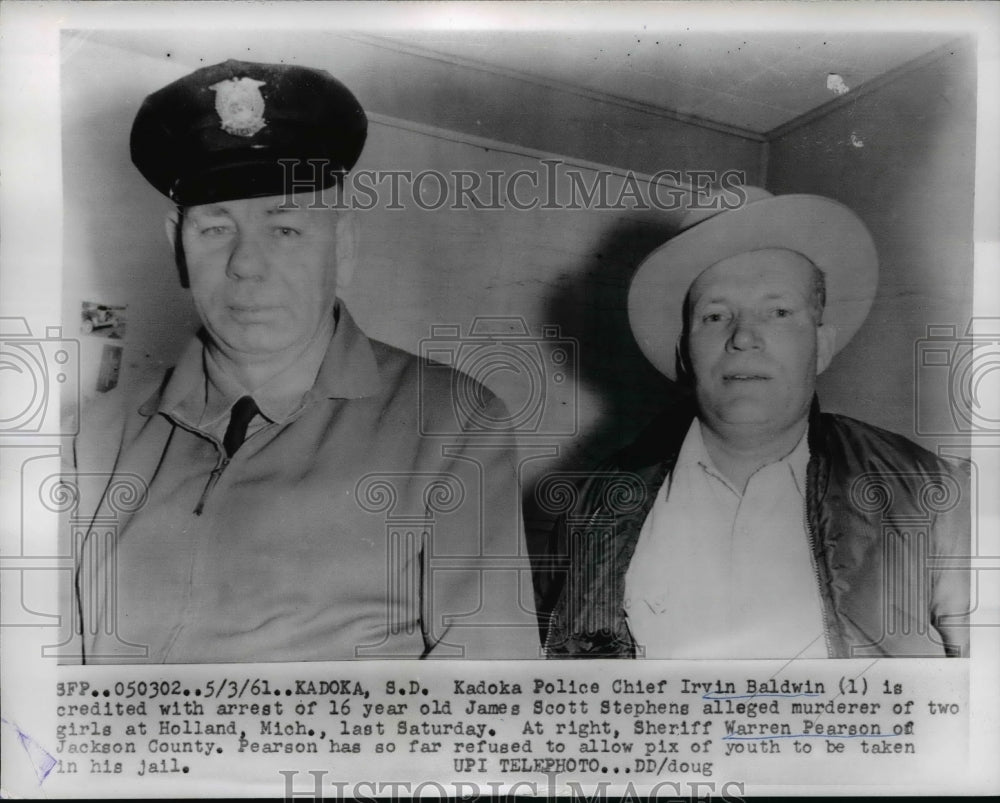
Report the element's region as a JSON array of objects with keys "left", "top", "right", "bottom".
[{"left": 525, "top": 214, "right": 686, "bottom": 626}]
